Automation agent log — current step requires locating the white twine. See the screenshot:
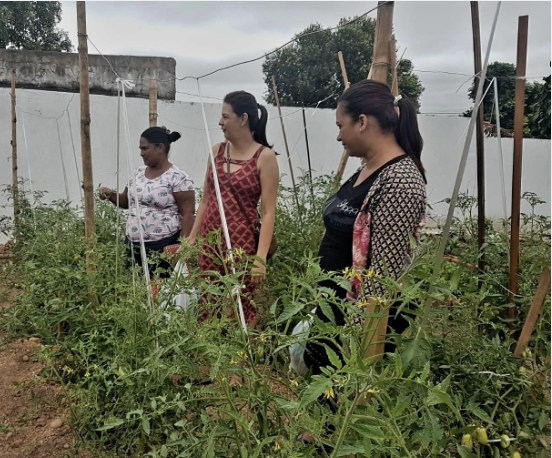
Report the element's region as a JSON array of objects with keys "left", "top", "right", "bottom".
[
  {"left": 118, "top": 77, "right": 153, "bottom": 307},
  {"left": 18, "top": 109, "right": 37, "bottom": 229},
  {"left": 196, "top": 78, "right": 248, "bottom": 335}
]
